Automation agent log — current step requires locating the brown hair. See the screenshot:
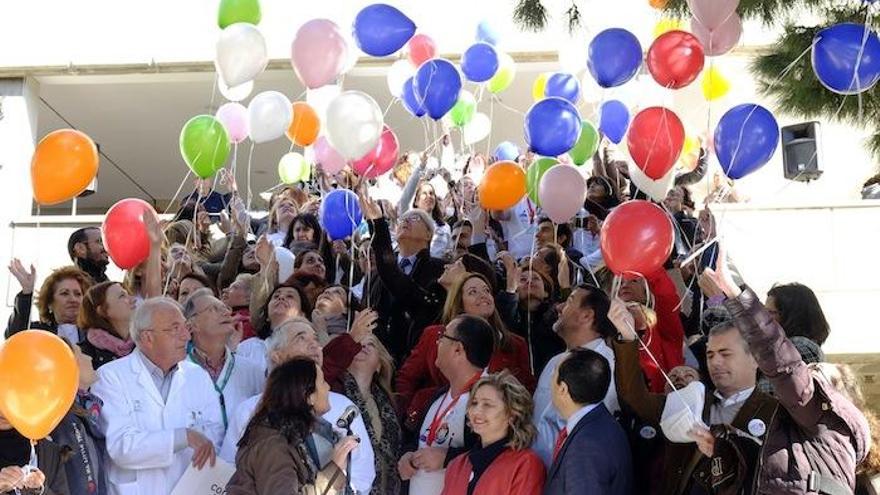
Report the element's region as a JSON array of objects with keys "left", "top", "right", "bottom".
[
  {"left": 37, "top": 266, "right": 92, "bottom": 325},
  {"left": 468, "top": 371, "right": 537, "bottom": 450},
  {"left": 78, "top": 281, "right": 122, "bottom": 334},
  {"left": 442, "top": 272, "right": 513, "bottom": 353}
]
